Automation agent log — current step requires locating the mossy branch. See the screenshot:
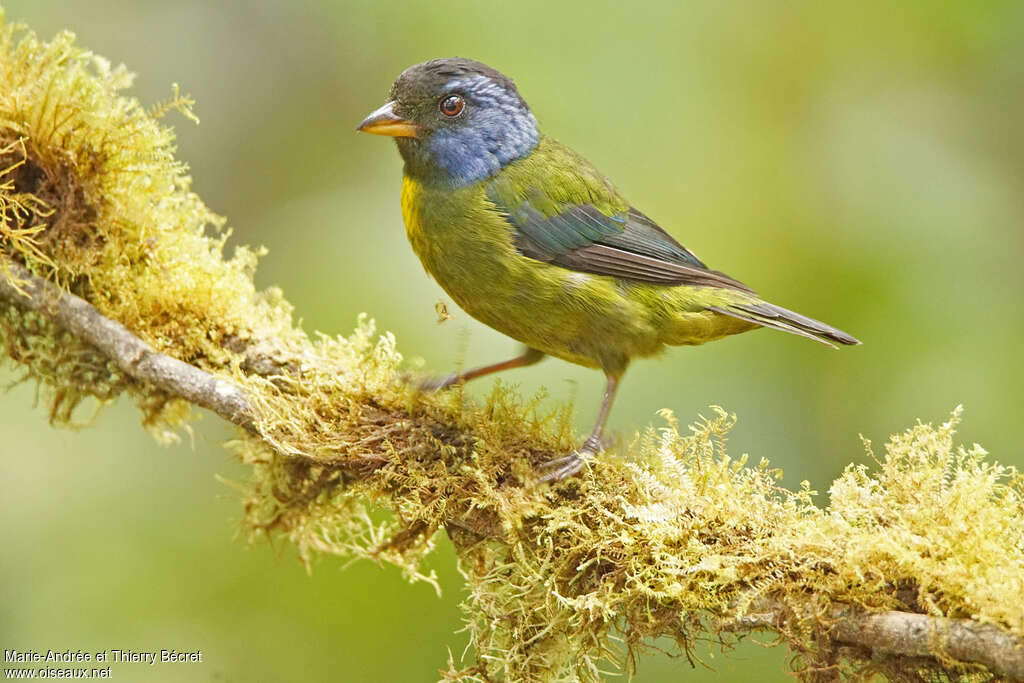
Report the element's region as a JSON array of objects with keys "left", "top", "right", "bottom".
[
  {"left": 2, "top": 15, "right": 1023, "bottom": 682},
  {"left": 0, "top": 258, "right": 253, "bottom": 428},
  {"left": 5, "top": 249, "right": 1024, "bottom": 683}
]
